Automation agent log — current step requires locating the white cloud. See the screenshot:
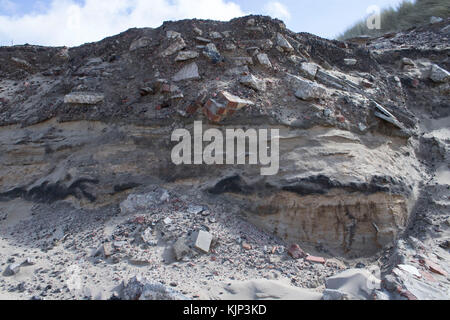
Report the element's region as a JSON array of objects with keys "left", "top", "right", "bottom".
[
  {"left": 263, "top": 1, "right": 291, "bottom": 21},
  {"left": 0, "top": 0, "right": 245, "bottom": 47}
]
